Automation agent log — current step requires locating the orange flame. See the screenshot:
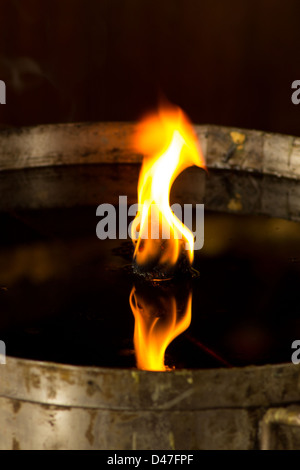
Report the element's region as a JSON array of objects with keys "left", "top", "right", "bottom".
[
  {"left": 130, "top": 286, "right": 192, "bottom": 371},
  {"left": 131, "top": 102, "right": 205, "bottom": 269},
  {"left": 130, "top": 101, "right": 205, "bottom": 371}
]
